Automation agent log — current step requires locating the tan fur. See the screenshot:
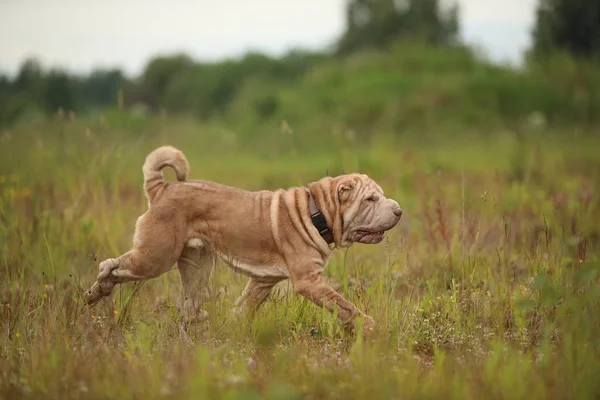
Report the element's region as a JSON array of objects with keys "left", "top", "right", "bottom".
[
  {"left": 142, "top": 145, "right": 189, "bottom": 204},
  {"left": 84, "top": 146, "right": 403, "bottom": 332}
]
